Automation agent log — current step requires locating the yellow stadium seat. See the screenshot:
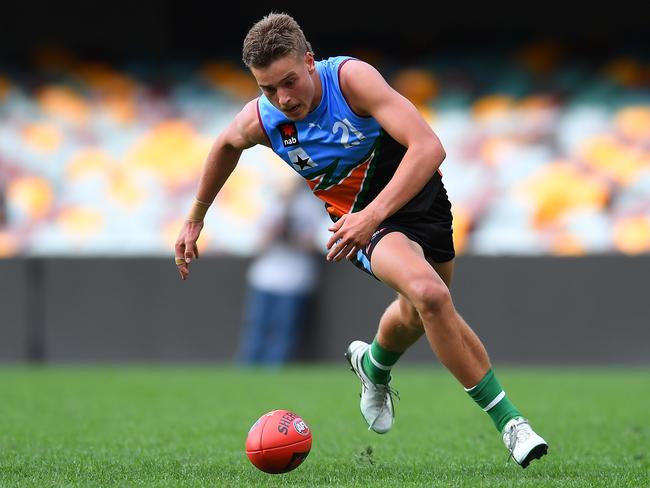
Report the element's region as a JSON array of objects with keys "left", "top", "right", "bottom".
[
  {"left": 520, "top": 162, "right": 610, "bottom": 228},
  {"left": 613, "top": 216, "right": 650, "bottom": 254},
  {"left": 57, "top": 206, "right": 104, "bottom": 240},
  {"left": 37, "top": 85, "right": 89, "bottom": 125},
  {"left": 613, "top": 106, "right": 650, "bottom": 144},
  {"left": 21, "top": 123, "right": 63, "bottom": 154},
  {"left": 7, "top": 176, "right": 55, "bottom": 221}
]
